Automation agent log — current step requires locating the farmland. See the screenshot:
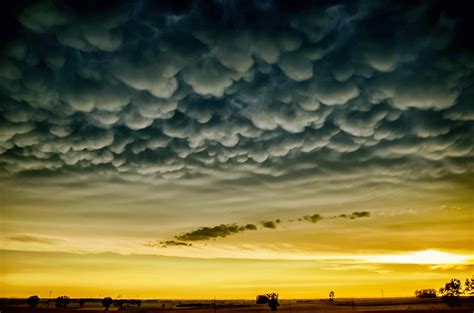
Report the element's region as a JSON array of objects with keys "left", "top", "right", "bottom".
[{"left": 1, "top": 297, "right": 473, "bottom": 313}]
